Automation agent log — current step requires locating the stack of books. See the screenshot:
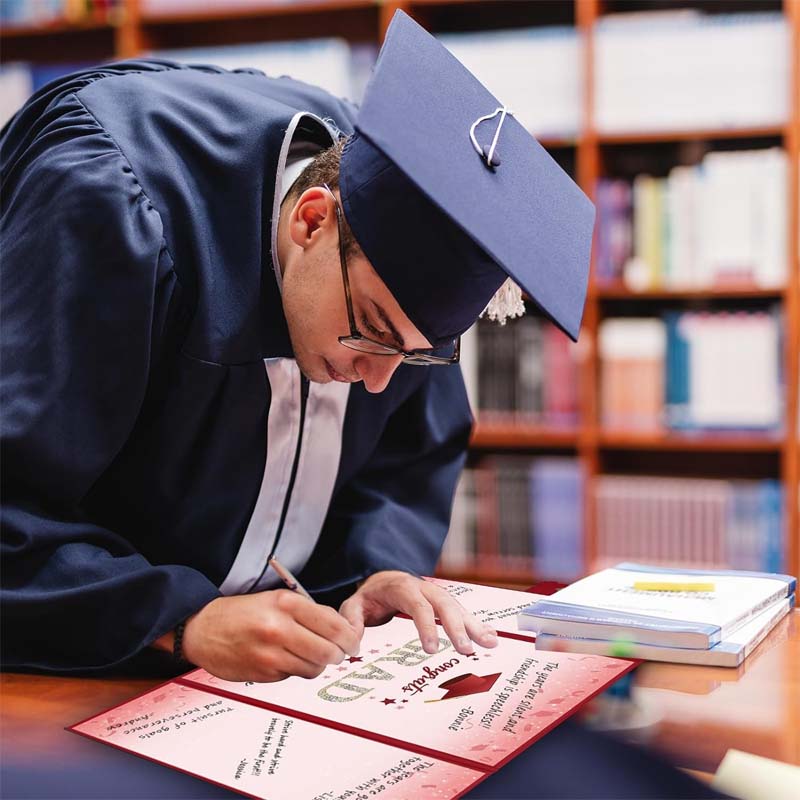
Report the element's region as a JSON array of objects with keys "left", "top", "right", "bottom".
[{"left": 518, "top": 563, "right": 795, "bottom": 667}]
